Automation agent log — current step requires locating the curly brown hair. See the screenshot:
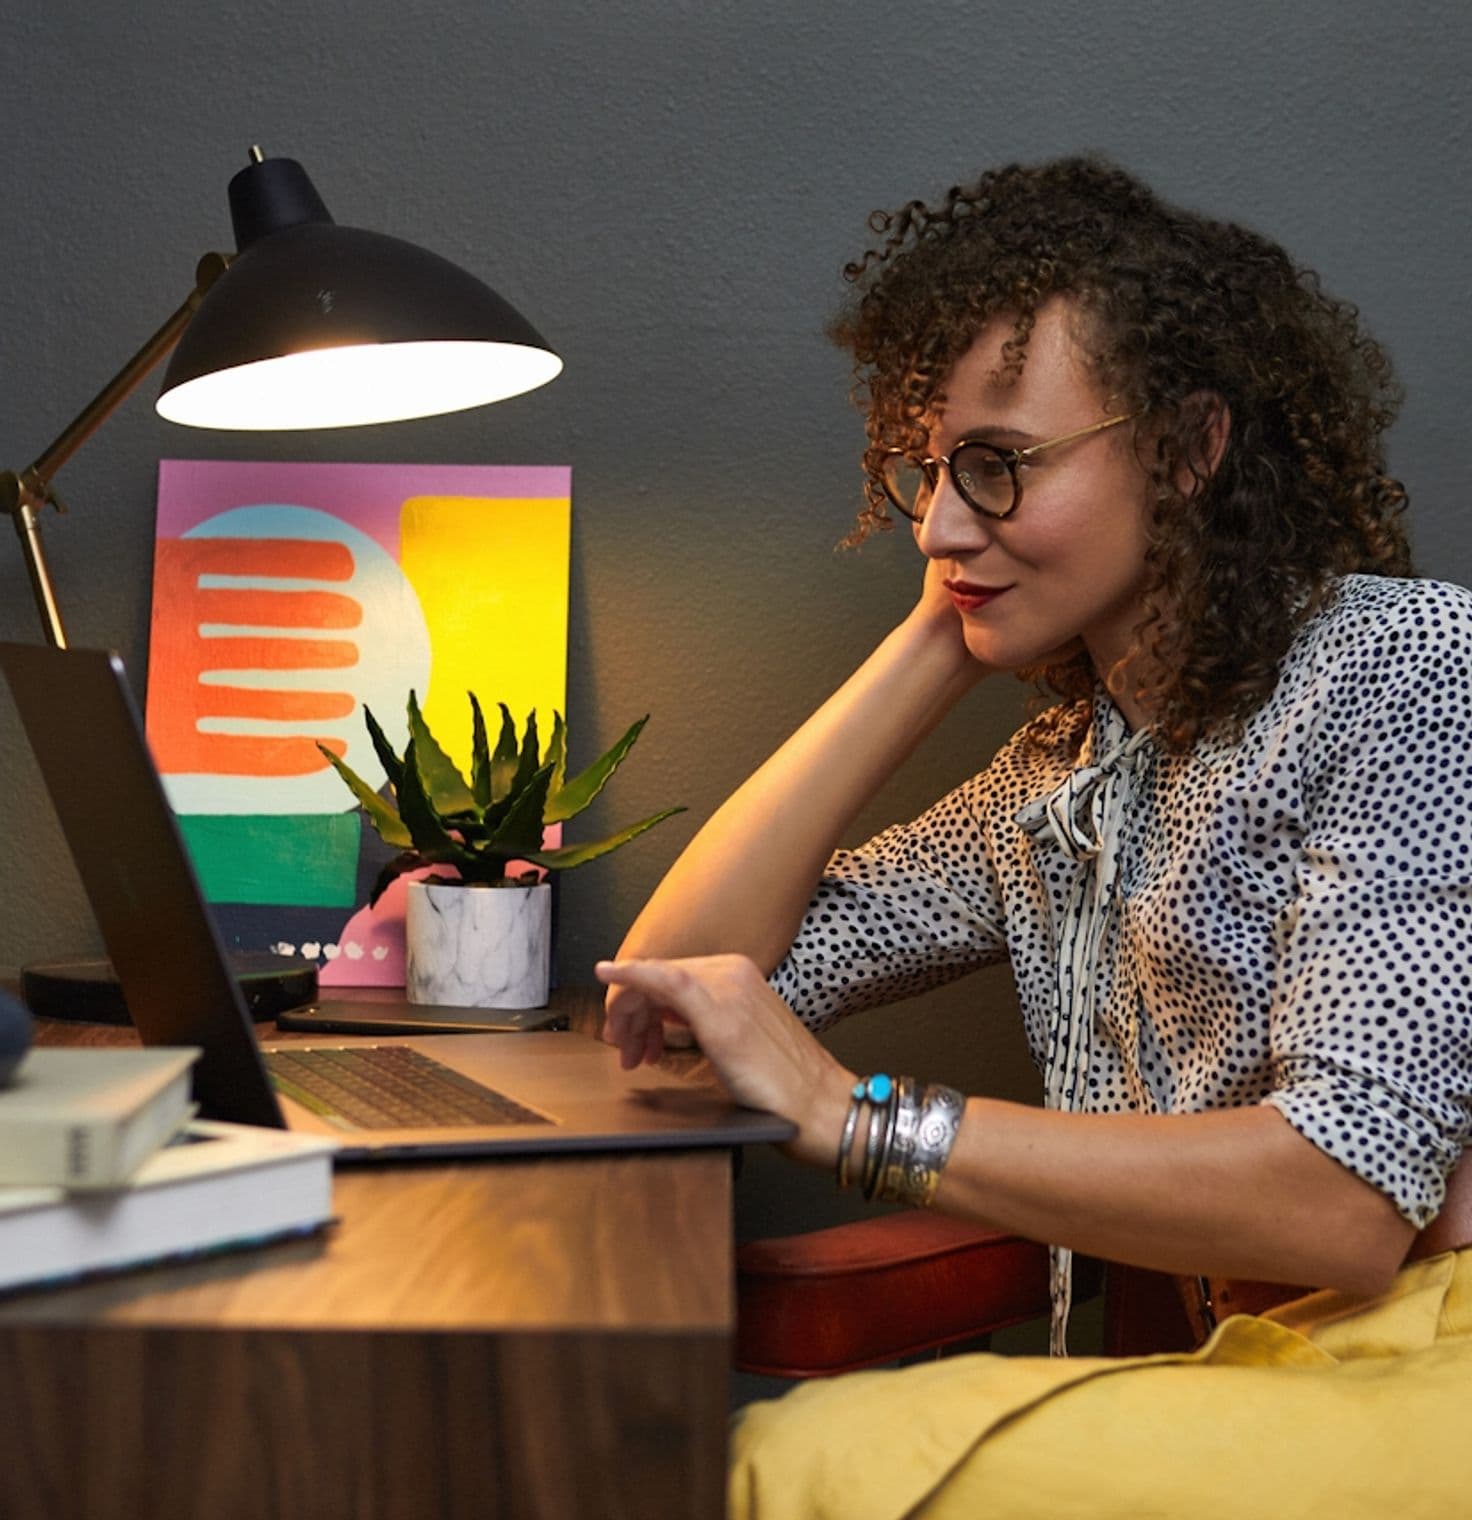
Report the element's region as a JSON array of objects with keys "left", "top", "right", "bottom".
[{"left": 829, "top": 156, "right": 1412, "bottom": 747}]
